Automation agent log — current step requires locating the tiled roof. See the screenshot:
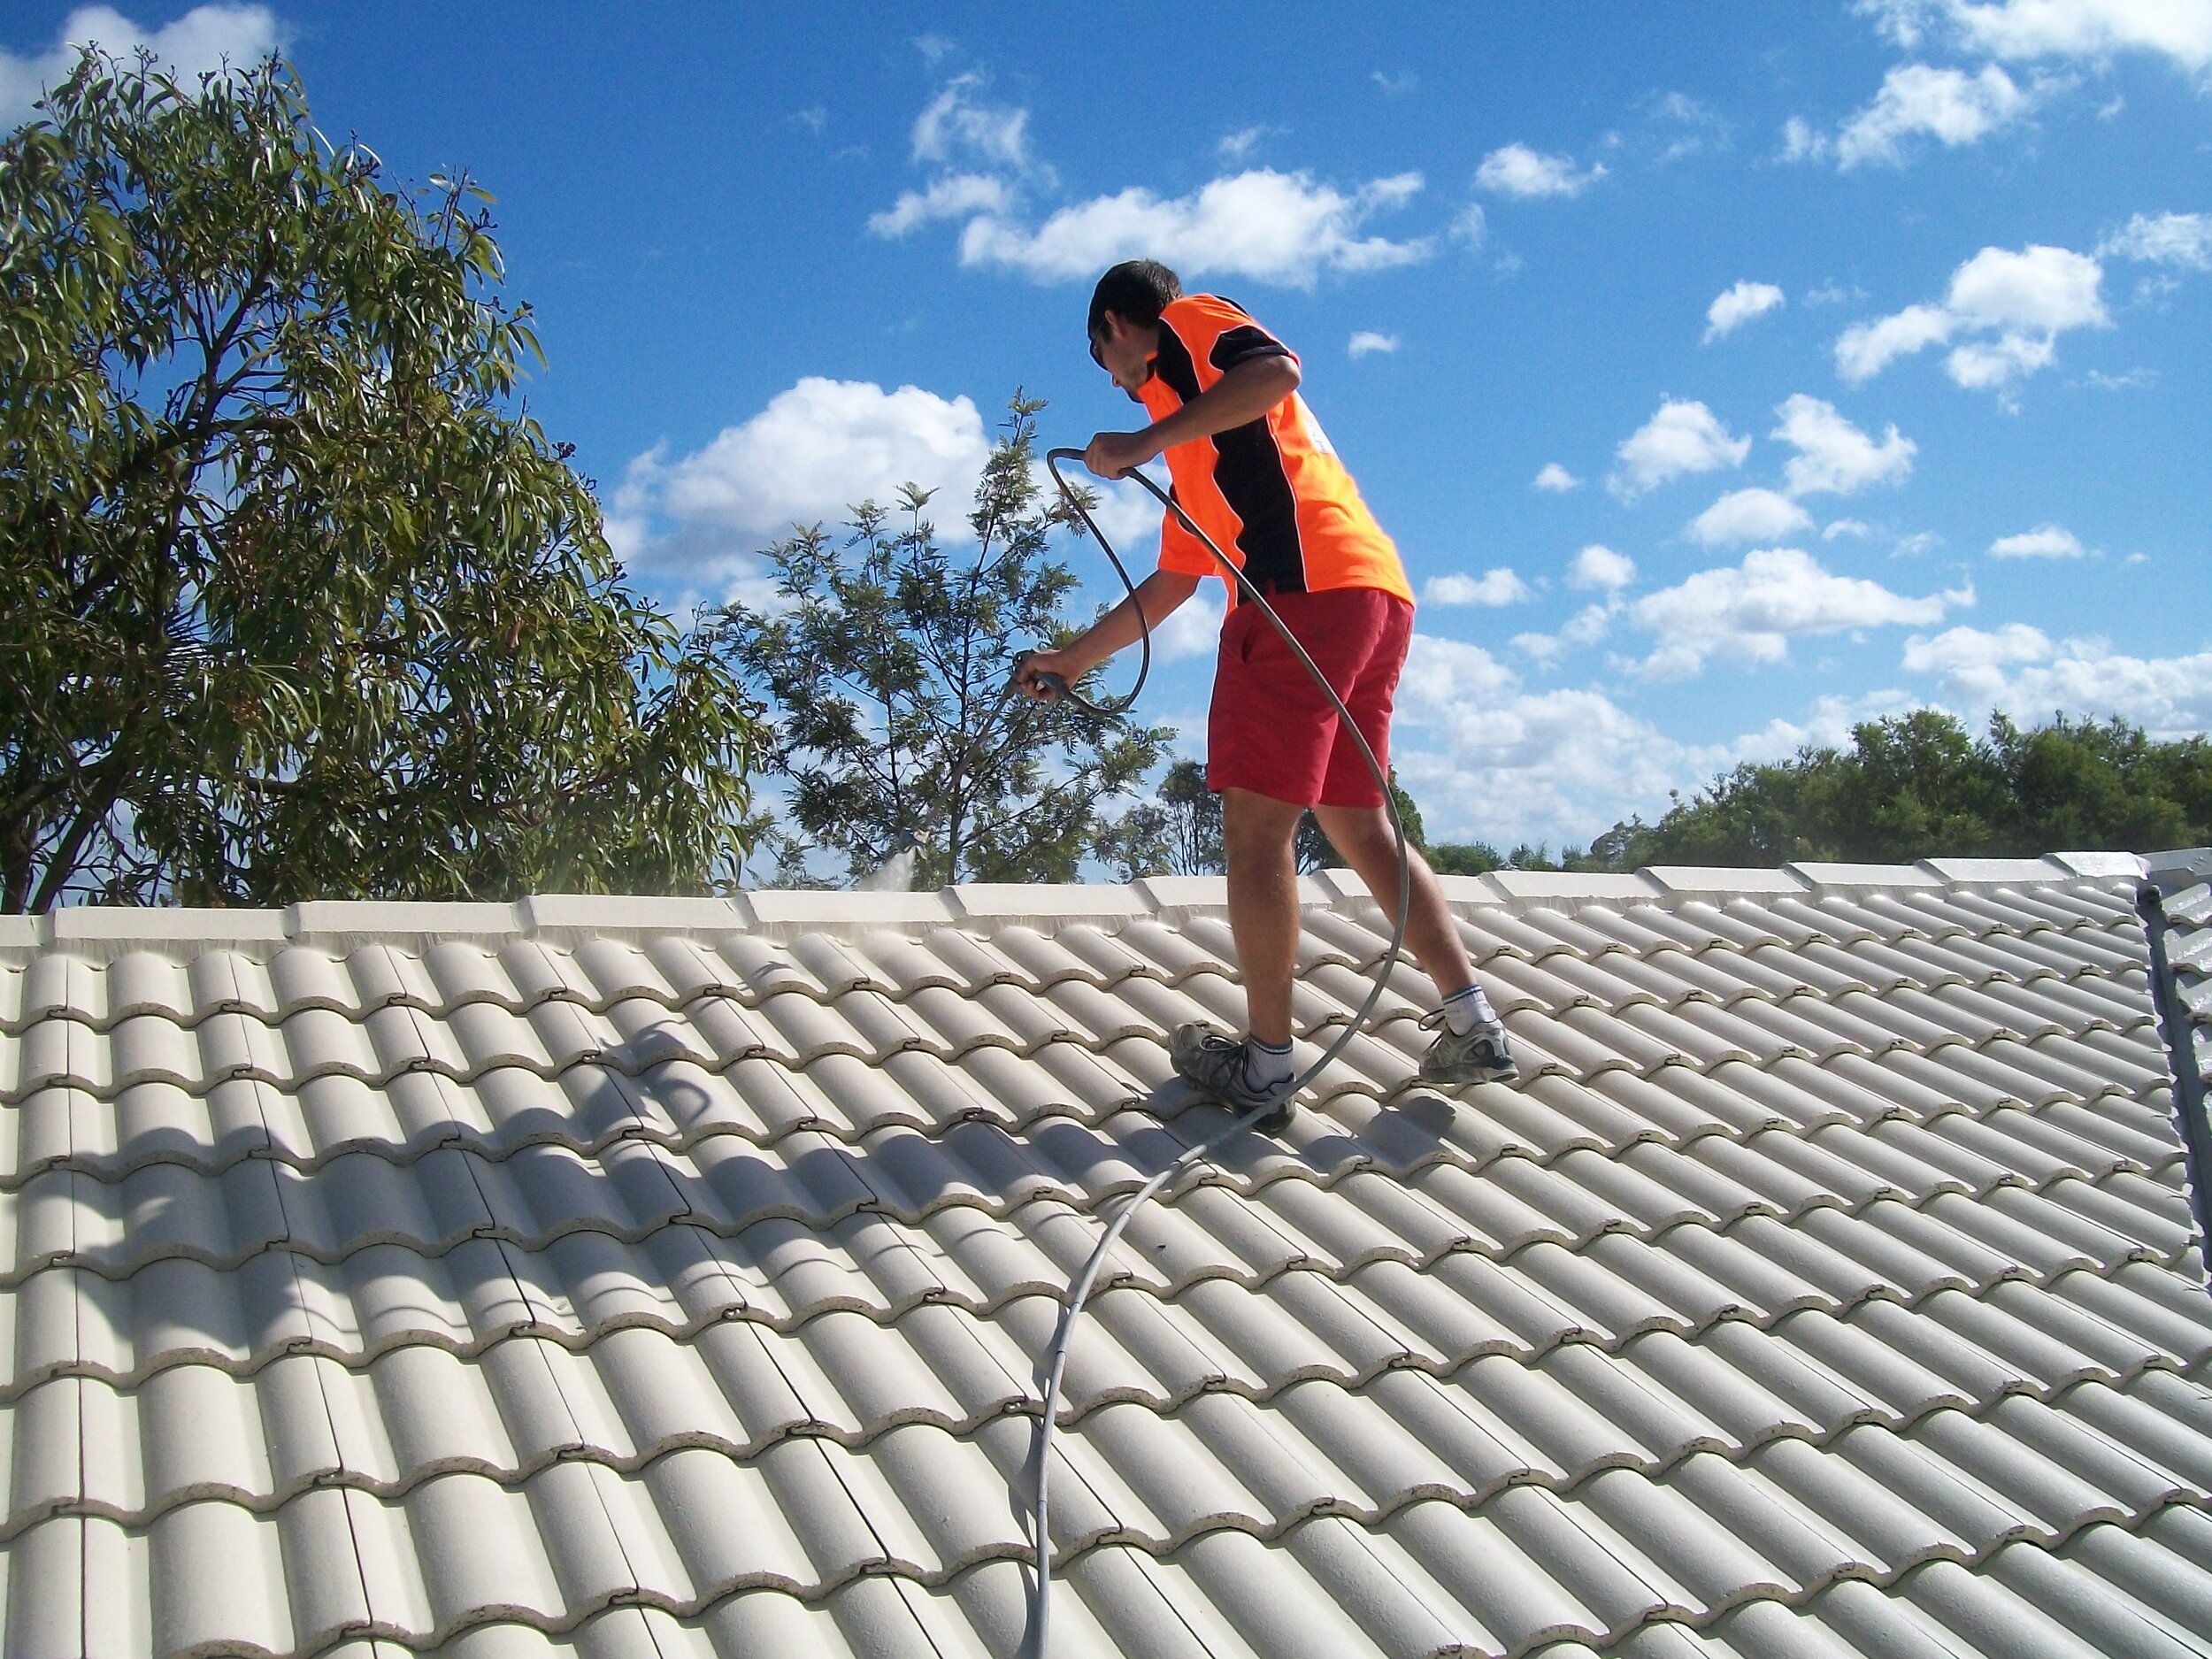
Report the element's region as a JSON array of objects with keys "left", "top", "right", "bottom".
[{"left": 4, "top": 854, "right": 2210, "bottom": 1658}]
